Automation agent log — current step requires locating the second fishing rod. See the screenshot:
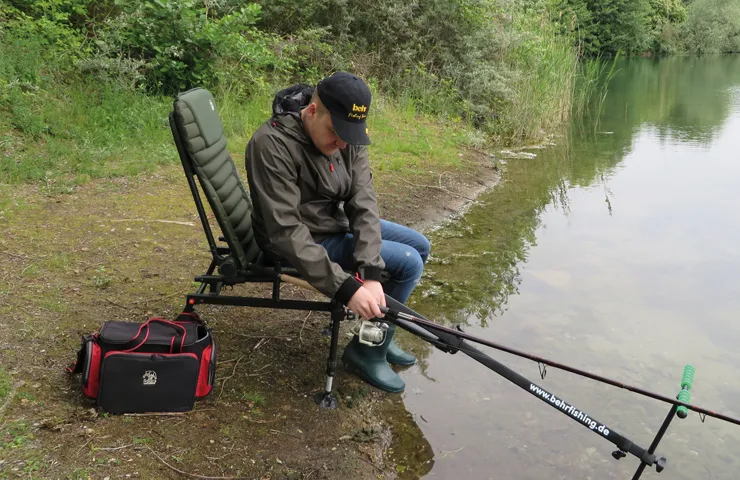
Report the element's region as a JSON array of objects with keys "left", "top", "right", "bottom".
[{"left": 378, "top": 303, "right": 739, "bottom": 427}]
